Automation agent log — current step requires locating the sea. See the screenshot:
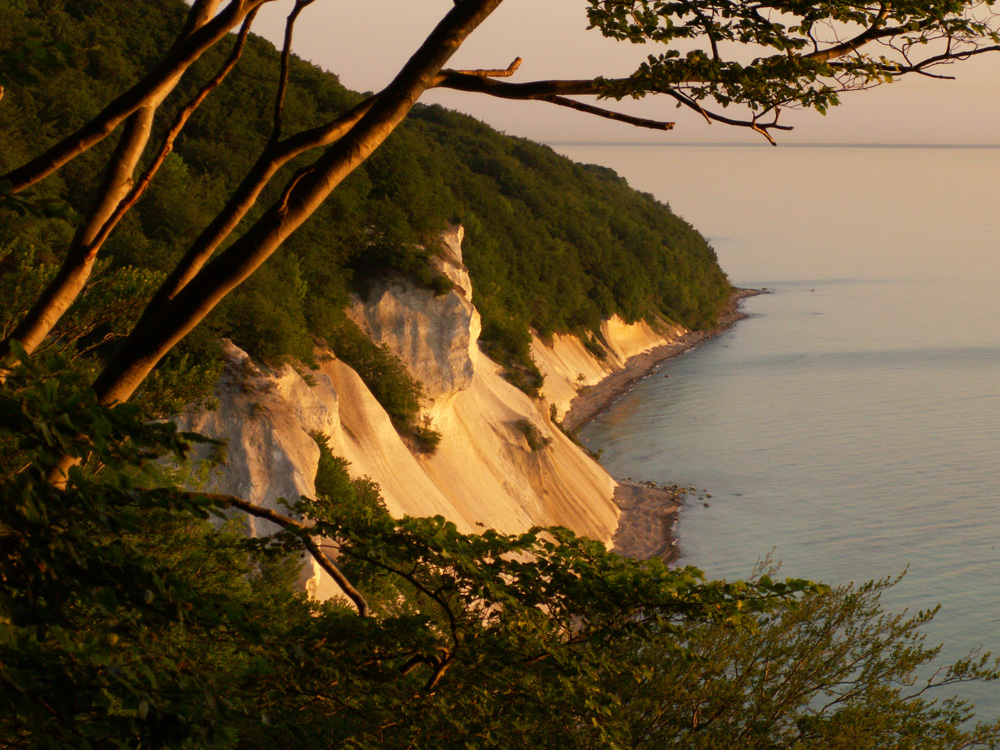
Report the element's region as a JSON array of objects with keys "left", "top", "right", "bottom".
[{"left": 554, "top": 142, "right": 1000, "bottom": 714}]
